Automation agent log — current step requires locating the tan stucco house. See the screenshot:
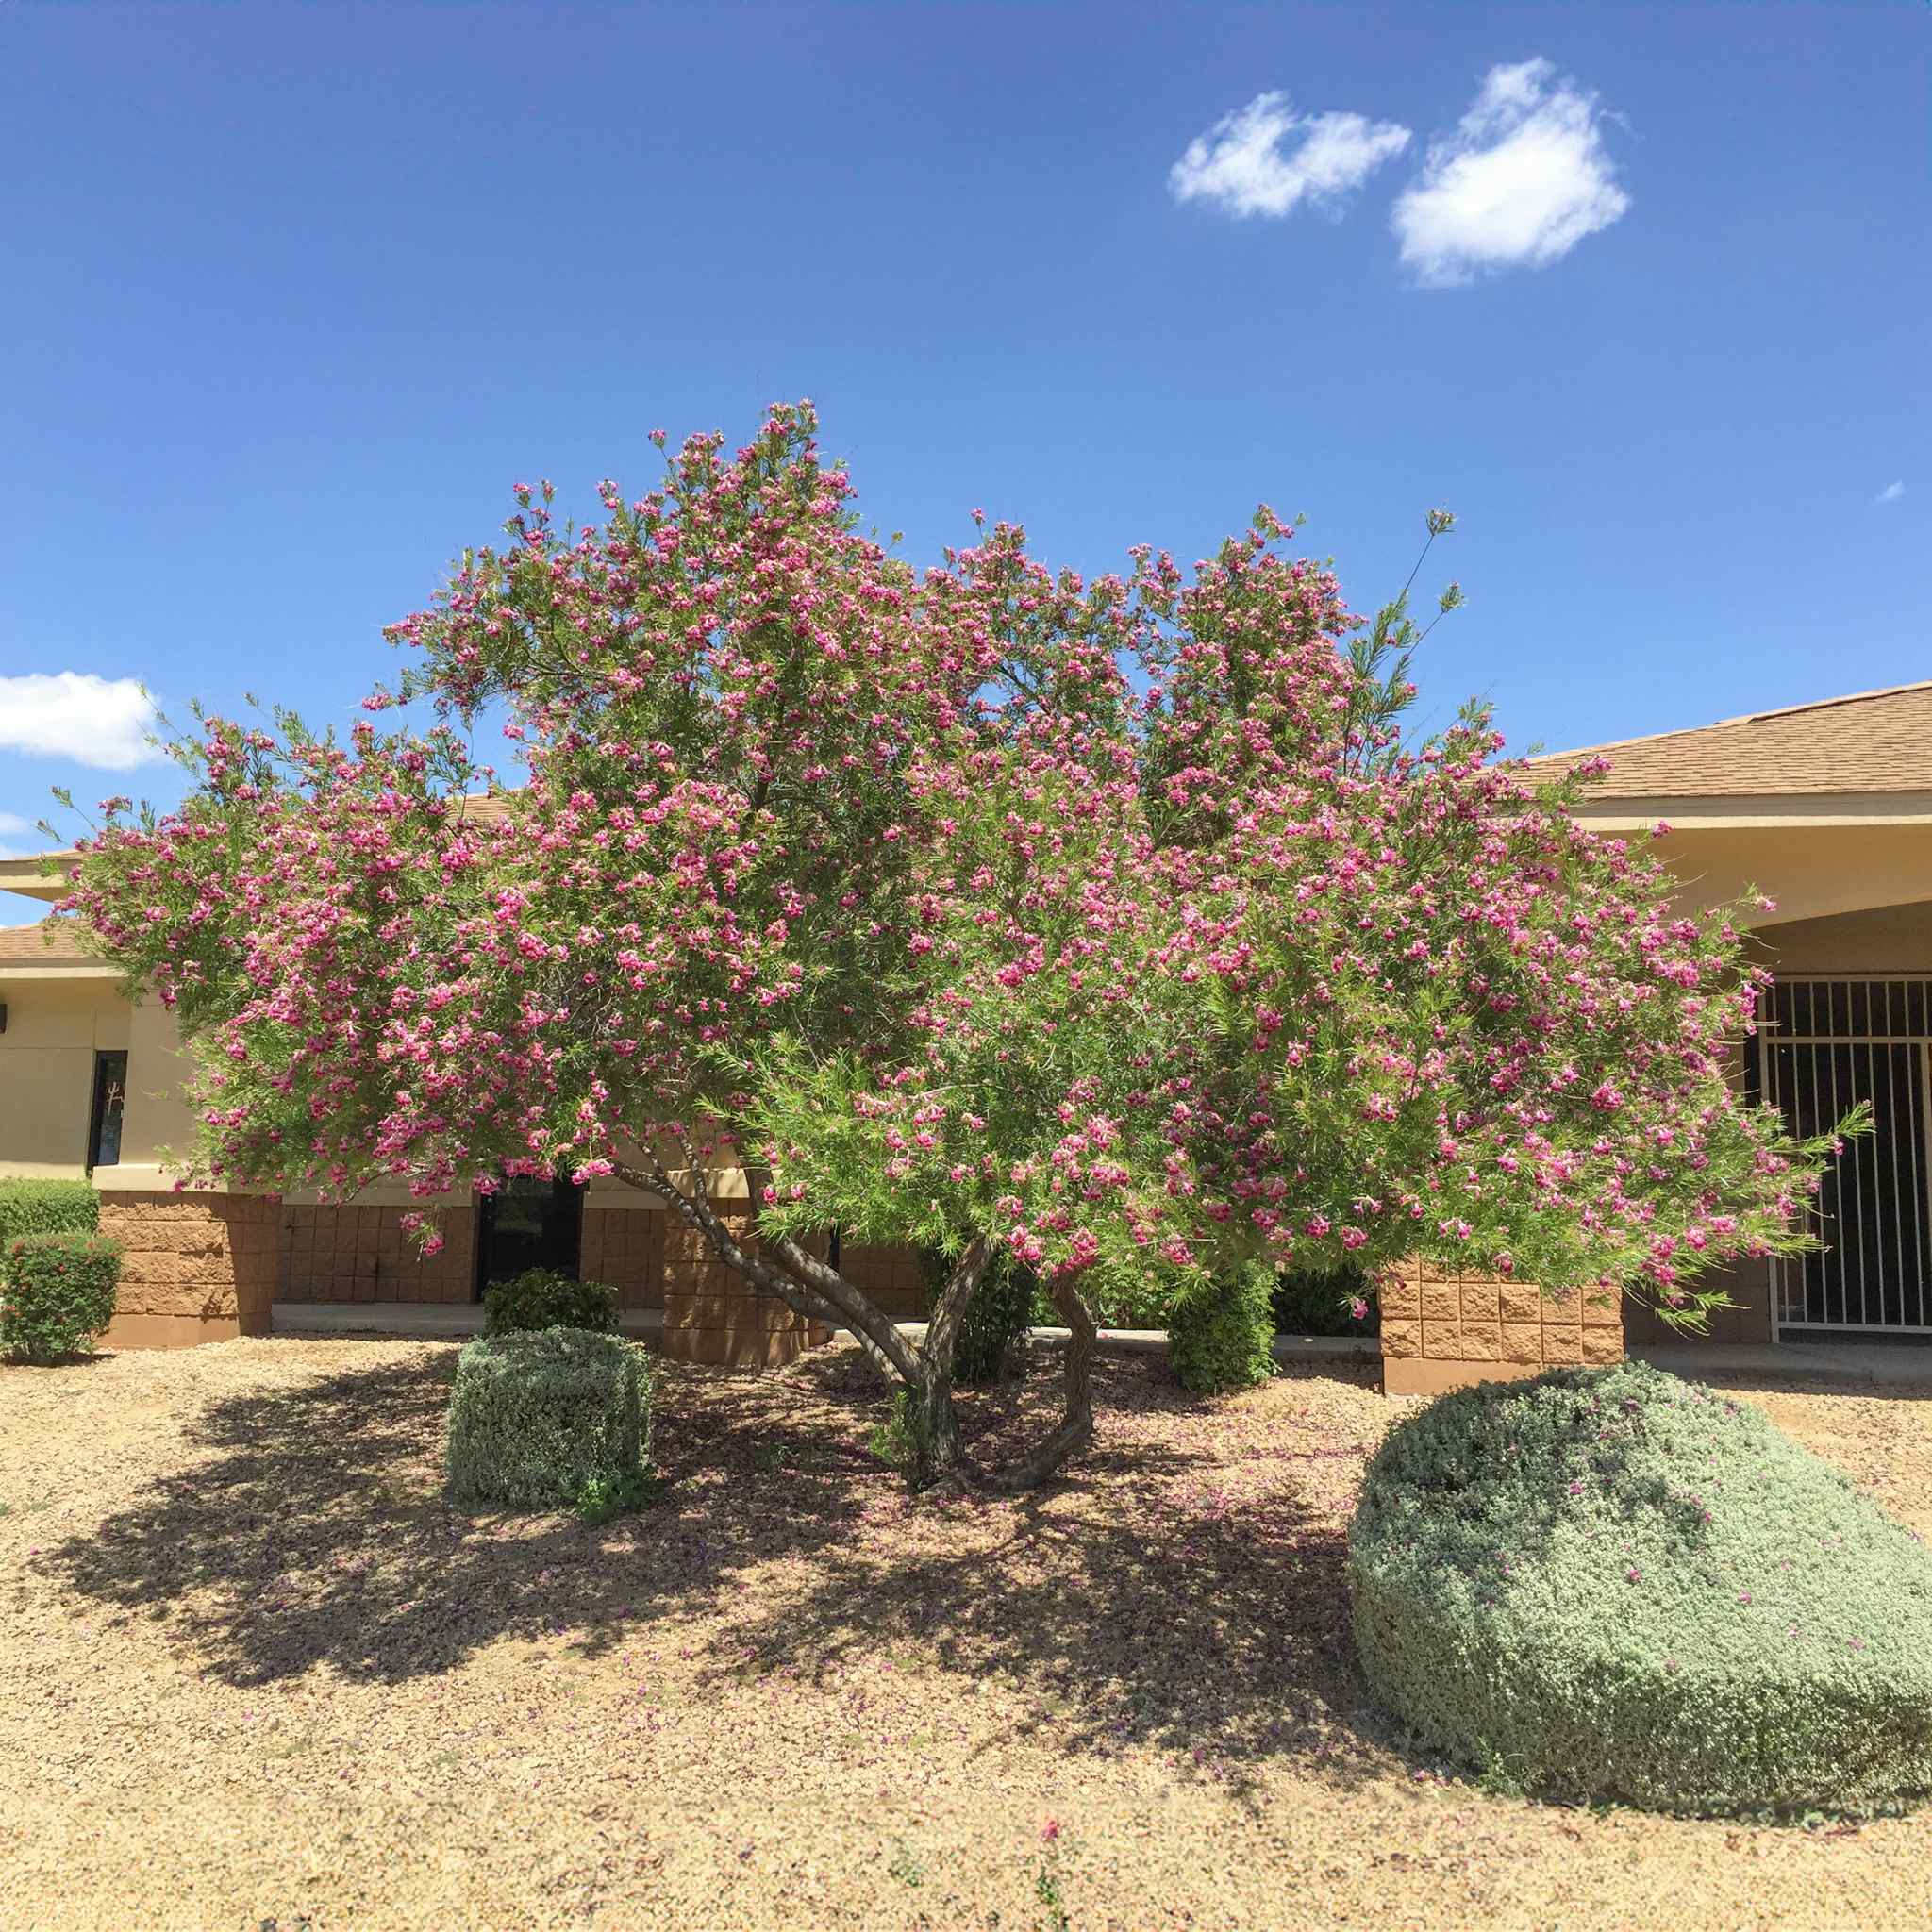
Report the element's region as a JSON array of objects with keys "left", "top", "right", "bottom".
[
  {"left": 1381, "top": 683, "right": 1932, "bottom": 1389},
  {"left": 0, "top": 865, "right": 920, "bottom": 1365},
  {"left": 1539, "top": 683, "right": 1932, "bottom": 1348},
  {"left": 5, "top": 681, "right": 1929, "bottom": 1386}
]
